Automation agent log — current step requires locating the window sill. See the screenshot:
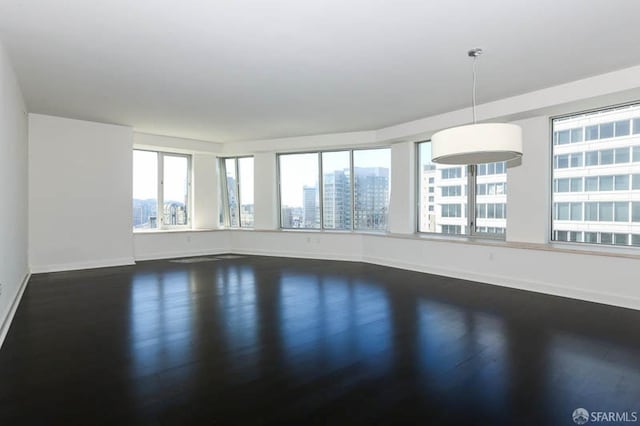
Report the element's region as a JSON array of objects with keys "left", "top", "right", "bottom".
[{"left": 133, "top": 228, "right": 221, "bottom": 234}]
